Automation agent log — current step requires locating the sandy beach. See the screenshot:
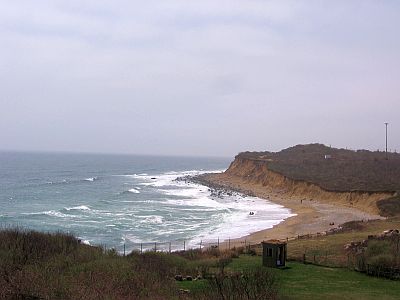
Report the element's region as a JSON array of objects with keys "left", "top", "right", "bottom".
[{"left": 201, "top": 173, "right": 385, "bottom": 249}]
